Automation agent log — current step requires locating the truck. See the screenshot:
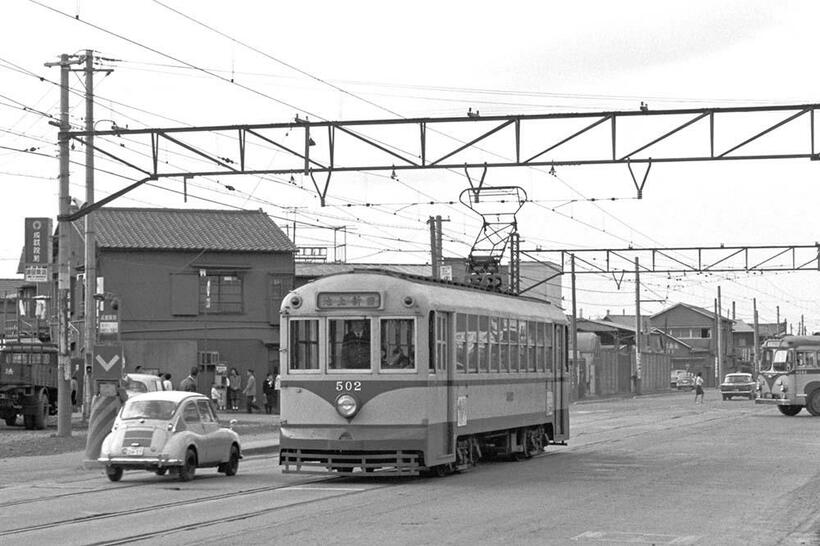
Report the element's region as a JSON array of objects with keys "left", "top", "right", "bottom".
[{"left": 0, "top": 339, "right": 59, "bottom": 429}]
